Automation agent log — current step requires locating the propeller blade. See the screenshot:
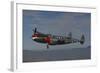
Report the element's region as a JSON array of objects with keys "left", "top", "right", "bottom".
[
  {"left": 32, "top": 28, "right": 37, "bottom": 34},
  {"left": 34, "top": 28, "right": 37, "bottom": 33}
]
